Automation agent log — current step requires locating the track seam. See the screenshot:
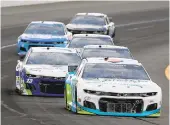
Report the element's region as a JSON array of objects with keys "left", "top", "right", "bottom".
[{"left": 133, "top": 117, "right": 160, "bottom": 125}]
